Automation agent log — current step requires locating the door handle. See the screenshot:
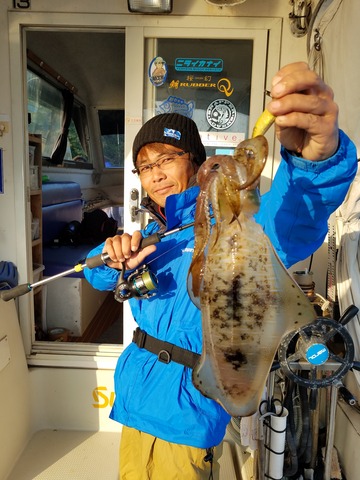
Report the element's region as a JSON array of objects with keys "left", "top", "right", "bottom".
[{"left": 129, "top": 188, "right": 140, "bottom": 222}]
